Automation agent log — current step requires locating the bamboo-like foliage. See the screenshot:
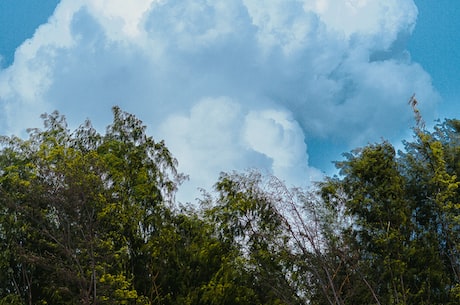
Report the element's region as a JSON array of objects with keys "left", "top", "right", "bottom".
[{"left": 1, "top": 107, "right": 459, "bottom": 305}]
